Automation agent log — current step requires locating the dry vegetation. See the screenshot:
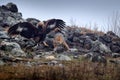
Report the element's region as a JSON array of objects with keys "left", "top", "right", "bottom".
[
  {"left": 1, "top": 12, "right": 120, "bottom": 80},
  {"left": 79, "top": 27, "right": 104, "bottom": 36},
  {"left": 0, "top": 60, "right": 120, "bottom": 80}
]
